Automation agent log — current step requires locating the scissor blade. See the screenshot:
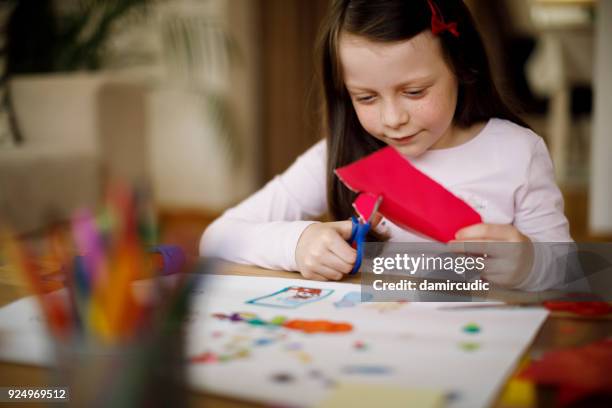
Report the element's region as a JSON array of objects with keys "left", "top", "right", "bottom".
[{"left": 367, "top": 195, "right": 383, "bottom": 223}]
